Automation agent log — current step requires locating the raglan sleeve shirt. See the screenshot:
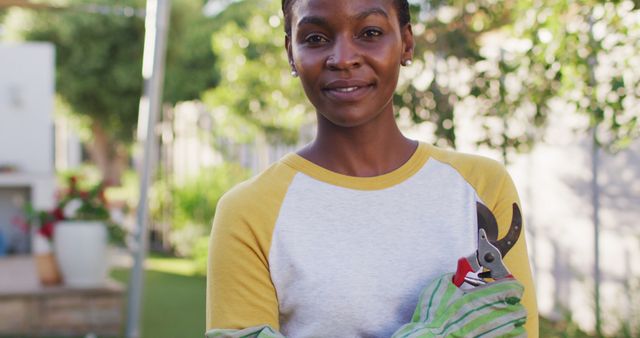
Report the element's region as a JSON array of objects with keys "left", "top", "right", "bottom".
[
  {"left": 206, "top": 162, "right": 296, "bottom": 331},
  {"left": 206, "top": 143, "right": 539, "bottom": 337}
]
